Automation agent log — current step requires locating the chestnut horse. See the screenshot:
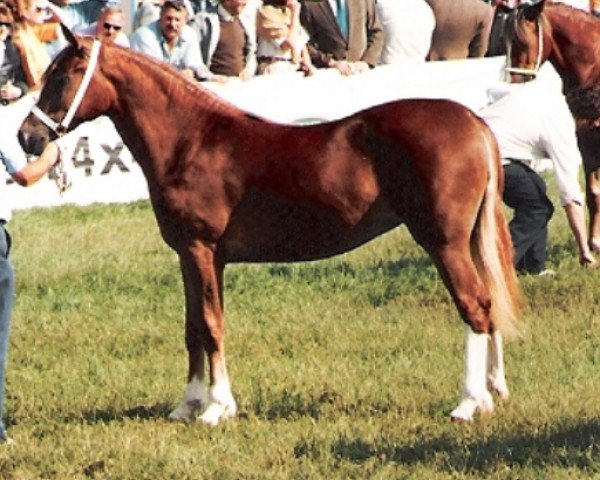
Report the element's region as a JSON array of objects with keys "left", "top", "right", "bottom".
[
  {"left": 19, "top": 28, "right": 520, "bottom": 424},
  {"left": 505, "top": 0, "right": 600, "bottom": 253}
]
